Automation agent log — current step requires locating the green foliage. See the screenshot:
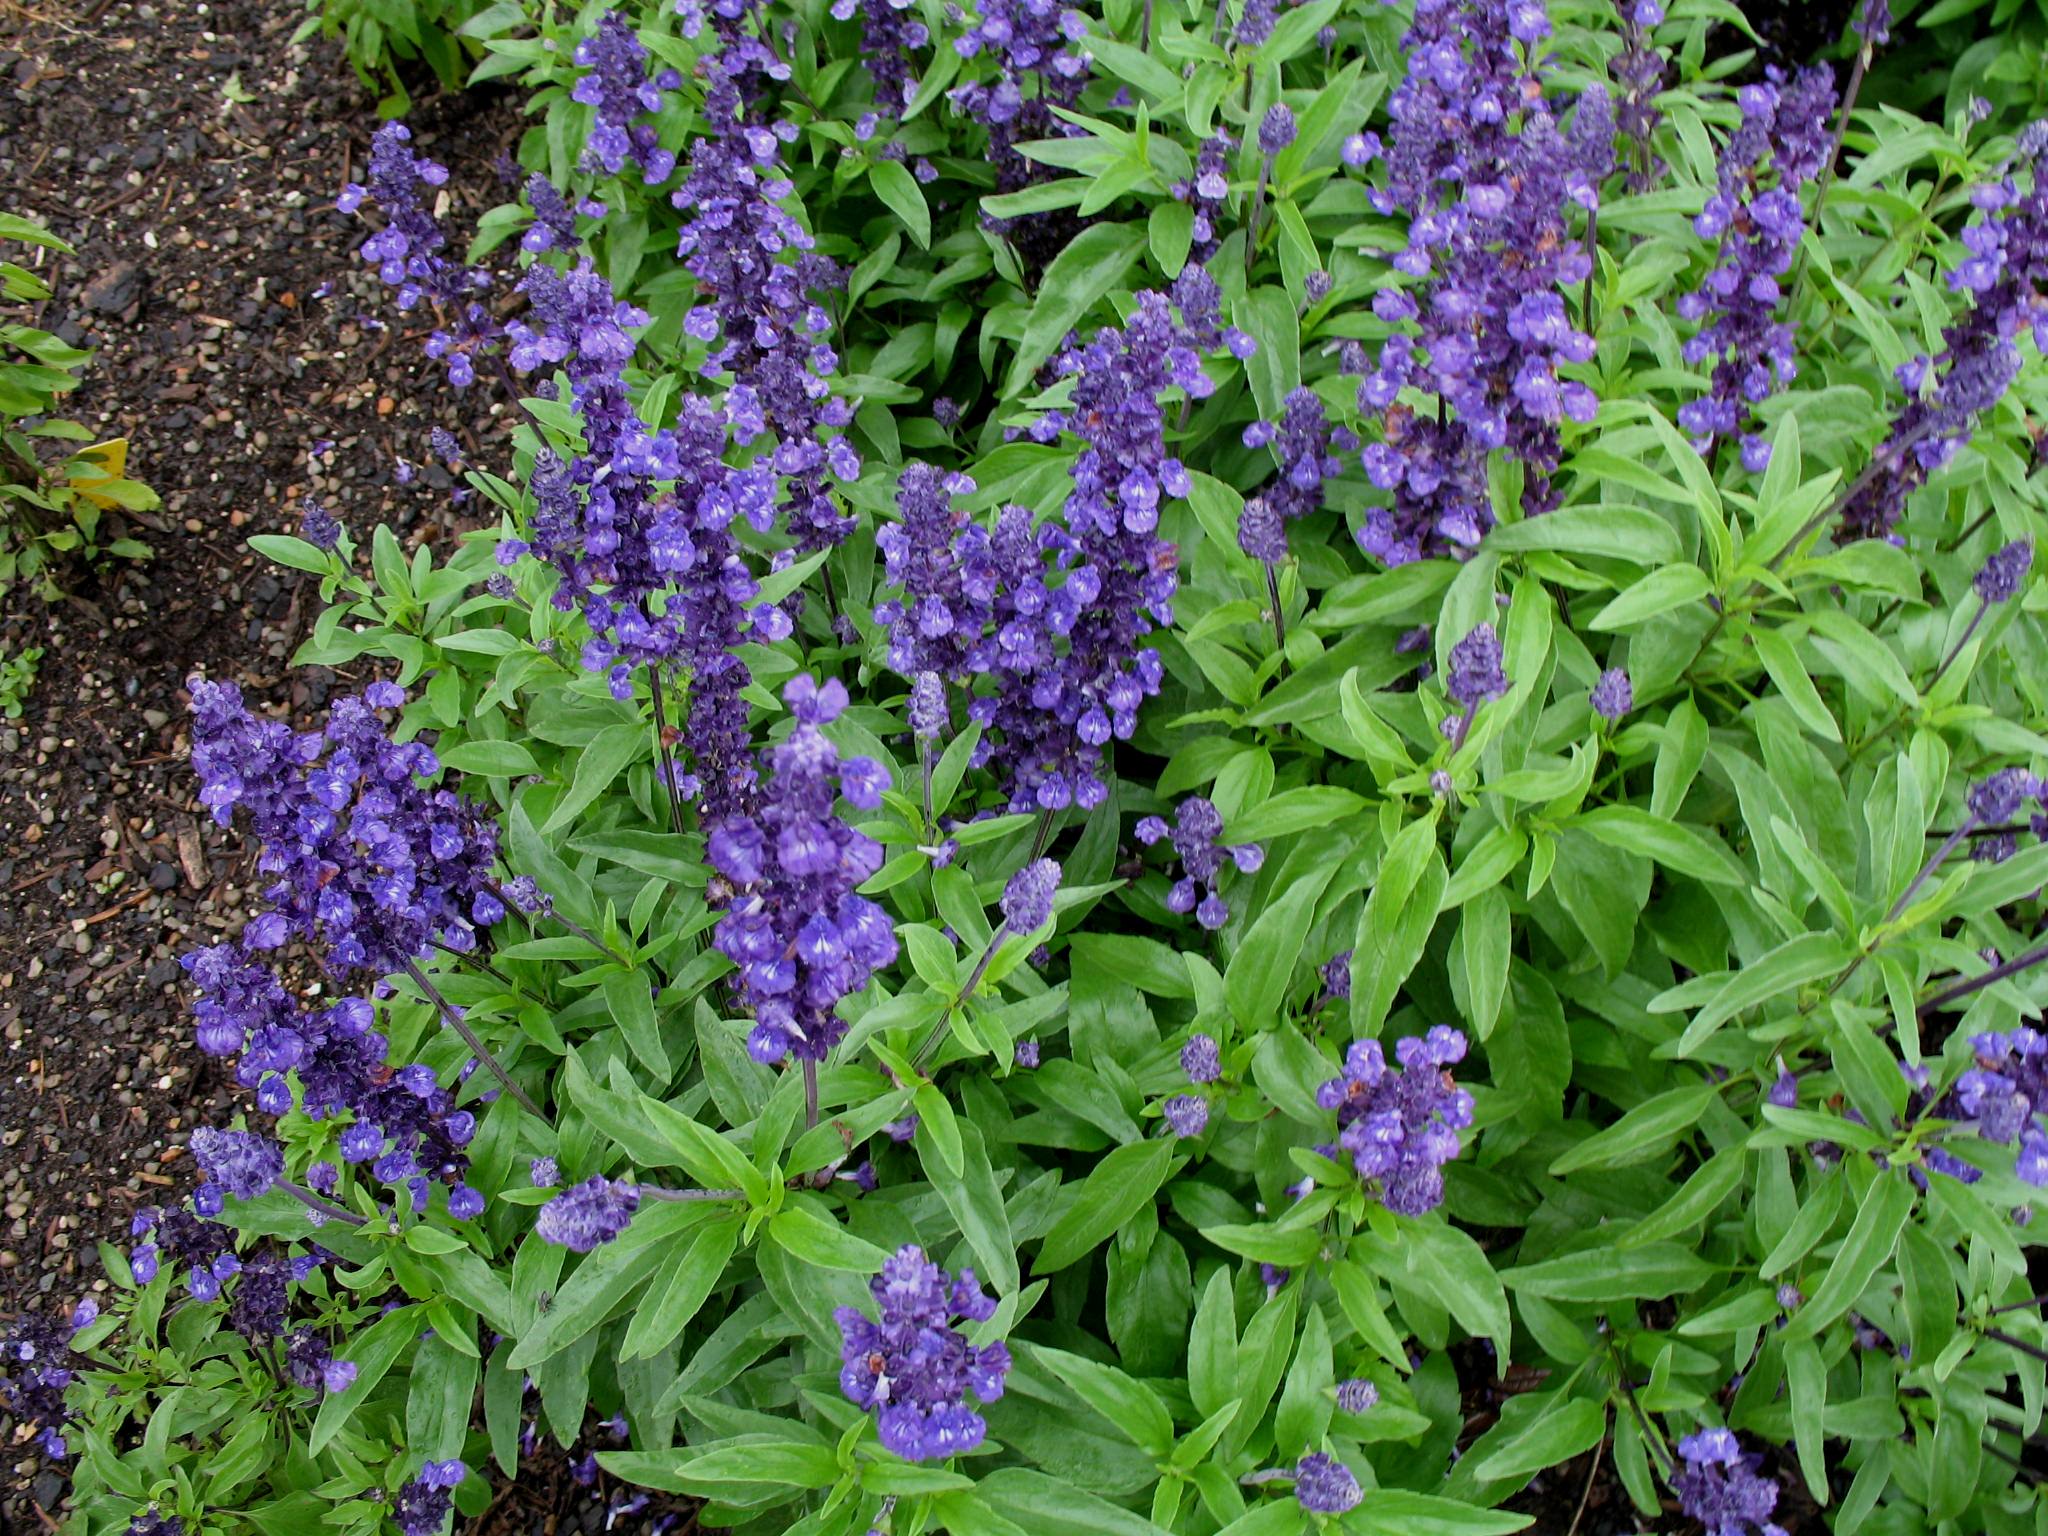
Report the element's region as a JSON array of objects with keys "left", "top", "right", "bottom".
[
  {"left": 0, "top": 213, "right": 155, "bottom": 599},
  {"left": 296, "top": 0, "right": 488, "bottom": 114}
]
